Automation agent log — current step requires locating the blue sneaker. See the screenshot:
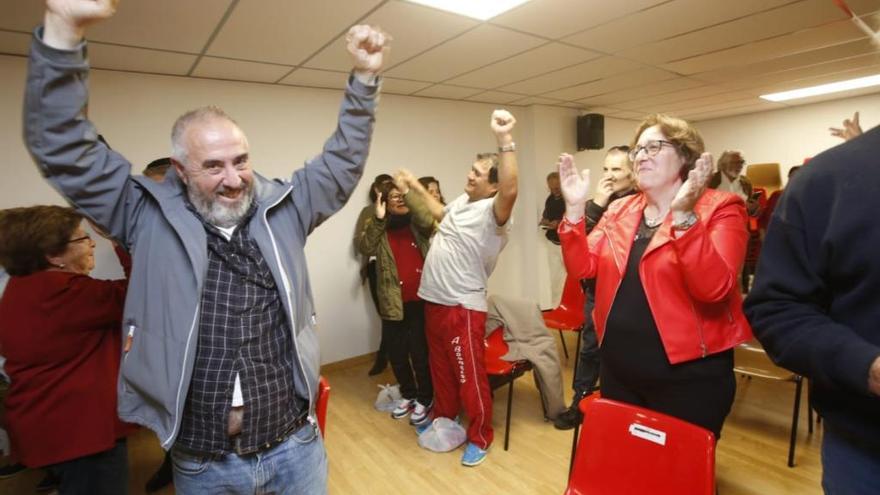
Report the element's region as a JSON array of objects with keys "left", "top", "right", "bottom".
[{"left": 461, "top": 442, "right": 488, "bottom": 467}]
